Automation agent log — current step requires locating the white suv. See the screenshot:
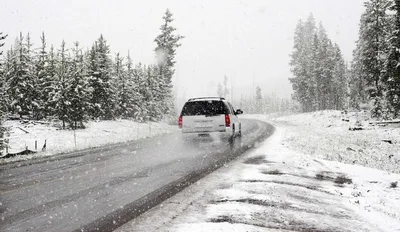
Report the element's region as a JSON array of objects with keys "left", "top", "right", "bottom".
[{"left": 178, "top": 97, "right": 243, "bottom": 139}]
